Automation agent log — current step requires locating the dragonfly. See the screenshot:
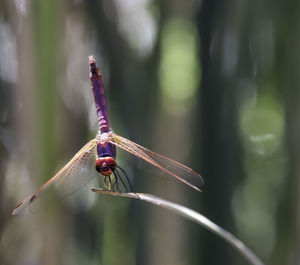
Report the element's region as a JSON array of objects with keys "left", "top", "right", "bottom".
[{"left": 12, "top": 56, "right": 204, "bottom": 215}]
